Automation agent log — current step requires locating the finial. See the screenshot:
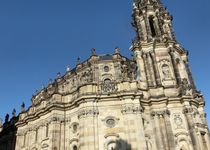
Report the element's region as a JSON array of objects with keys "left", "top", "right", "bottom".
[
  {"left": 77, "top": 57, "right": 80, "bottom": 65},
  {"left": 36, "top": 90, "right": 39, "bottom": 94},
  {"left": 114, "top": 47, "right": 120, "bottom": 54},
  {"left": 57, "top": 72, "right": 61, "bottom": 78},
  {"left": 91, "top": 48, "right": 96, "bottom": 56},
  {"left": 12, "top": 109, "right": 16, "bottom": 117},
  {"left": 66, "top": 65, "right": 71, "bottom": 72},
  {"left": 21, "top": 102, "right": 25, "bottom": 113},
  {"left": 49, "top": 78, "right": 53, "bottom": 84},
  {"left": 5, "top": 113, "right": 9, "bottom": 123},
  {"left": 41, "top": 84, "right": 45, "bottom": 90}
]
